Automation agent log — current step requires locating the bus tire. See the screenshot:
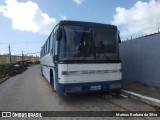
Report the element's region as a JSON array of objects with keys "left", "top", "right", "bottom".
[
  {"left": 116, "top": 89, "right": 121, "bottom": 95},
  {"left": 50, "top": 70, "right": 55, "bottom": 90},
  {"left": 41, "top": 66, "right": 44, "bottom": 76}
]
